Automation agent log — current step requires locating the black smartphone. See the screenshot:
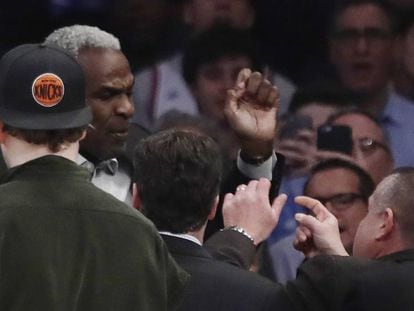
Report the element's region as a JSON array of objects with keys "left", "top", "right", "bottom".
[{"left": 317, "top": 124, "right": 353, "bottom": 155}]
